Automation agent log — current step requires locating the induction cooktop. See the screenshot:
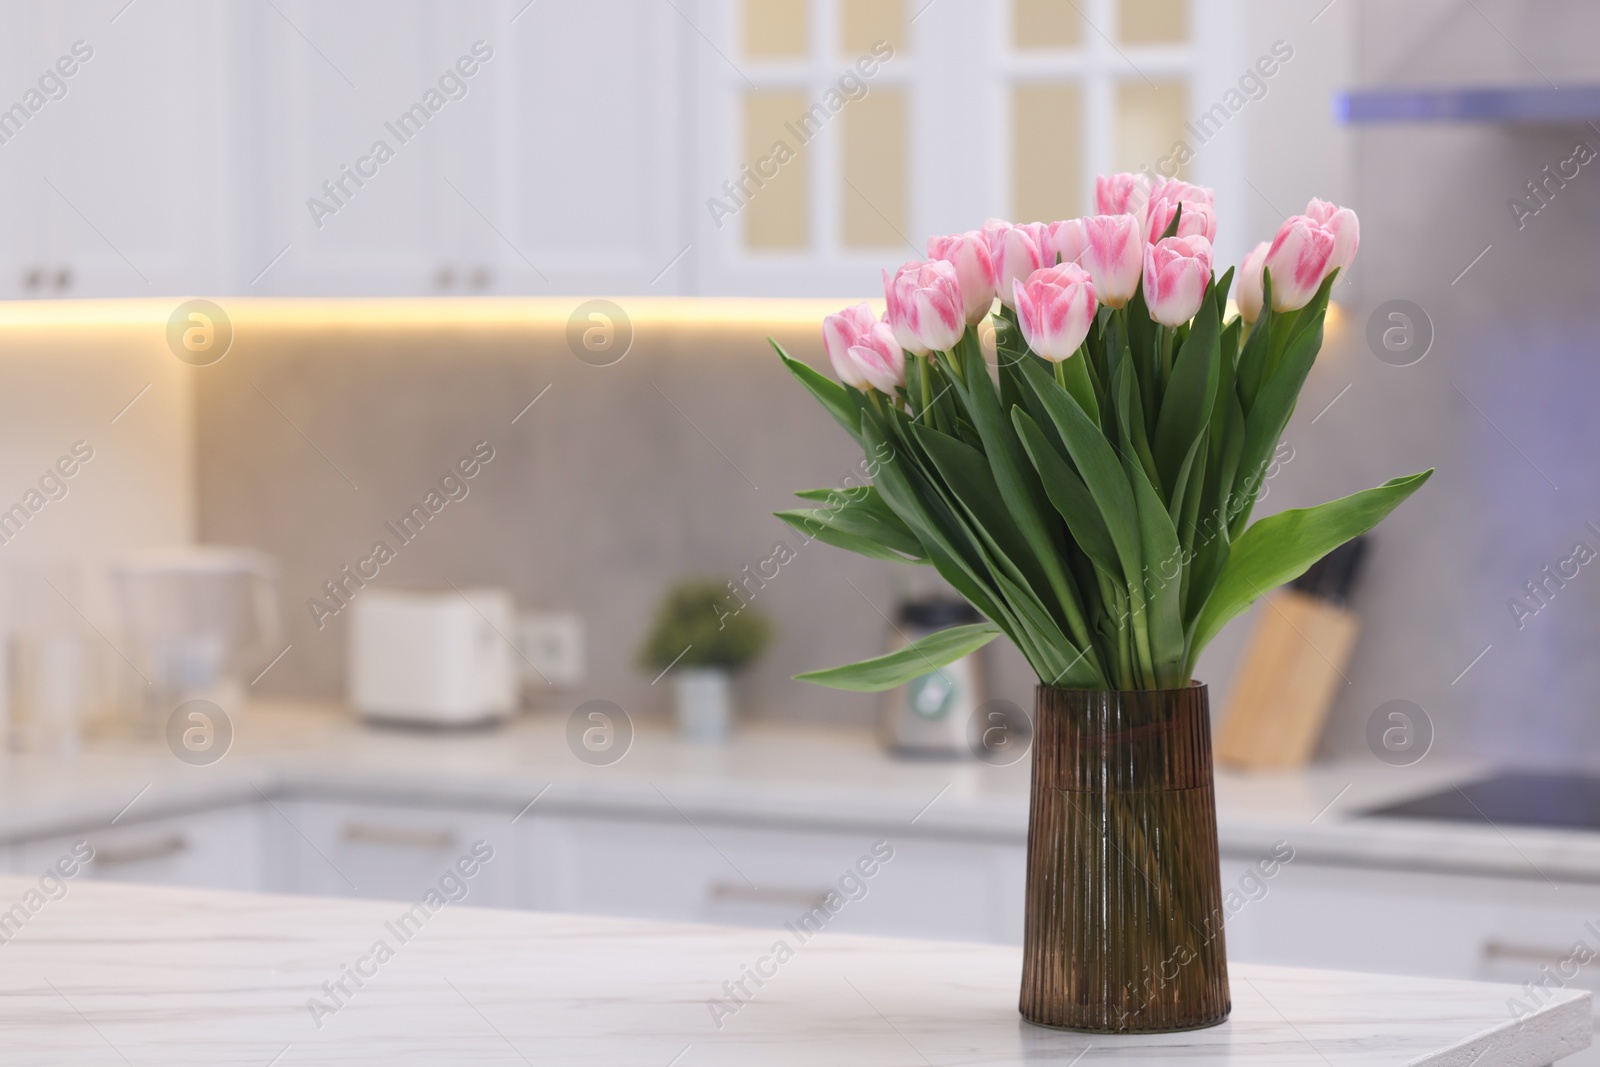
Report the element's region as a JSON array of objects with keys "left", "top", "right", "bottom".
[{"left": 1363, "top": 771, "right": 1600, "bottom": 832}]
